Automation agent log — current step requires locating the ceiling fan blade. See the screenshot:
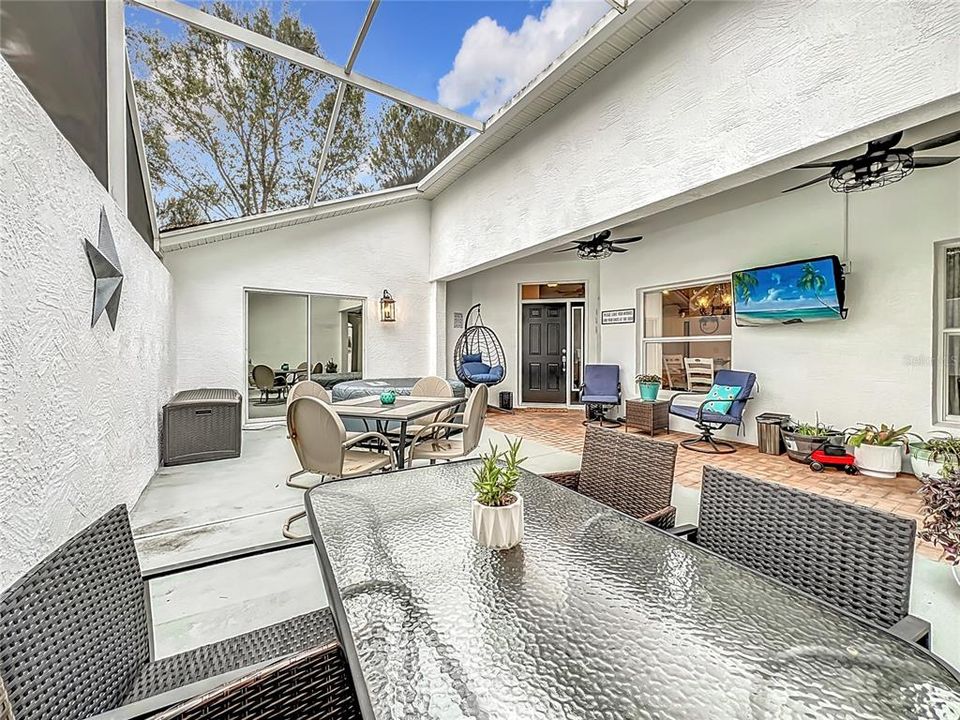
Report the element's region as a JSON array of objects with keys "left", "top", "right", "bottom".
[
  {"left": 781, "top": 171, "right": 833, "bottom": 193},
  {"left": 868, "top": 131, "right": 903, "bottom": 151},
  {"left": 794, "top": 161, "right": 839, "bottom": 169},
  {"left": 609, "top": 246, "right": 628, "bottom": 253},
  {"left": 612, "top": 236, "right": 643, "bottom": 244},
  {"left": 594, "top": 229, "right": 611, "bottom": 242},
  {"left": 911, "top": 130, "right": 960, "bottom": 153},
  {"left": 554, "top": 245, "right": 580, "bottom": 252},
  {"left": 913, "top": 156, "right": 960, "bottom": 168}
]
